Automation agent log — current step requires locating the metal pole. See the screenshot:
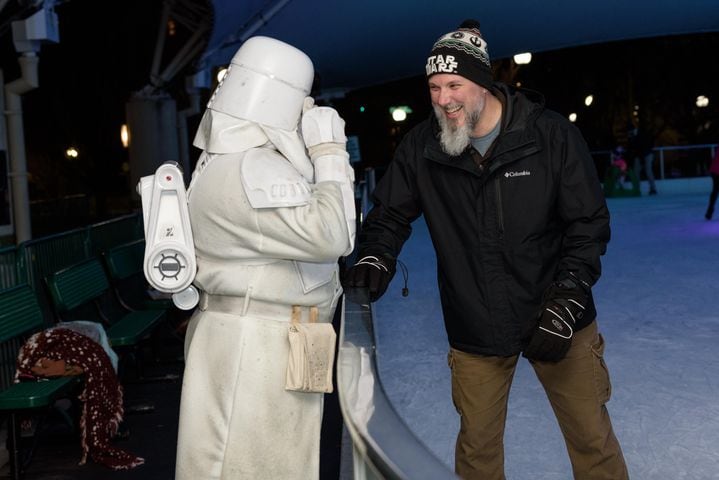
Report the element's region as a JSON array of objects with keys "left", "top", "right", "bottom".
[
  {"left": 5, "top": 53, "right": 39, "bottom": 243},
  {"left": 149, "top": 2, "right": 172, "bottom": 86},
  {"left": 659, "top": 149, "right": 665, "bottom": 180},
  {"left": 198, "top": 0, "right": 292, "bottom": 67}
]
